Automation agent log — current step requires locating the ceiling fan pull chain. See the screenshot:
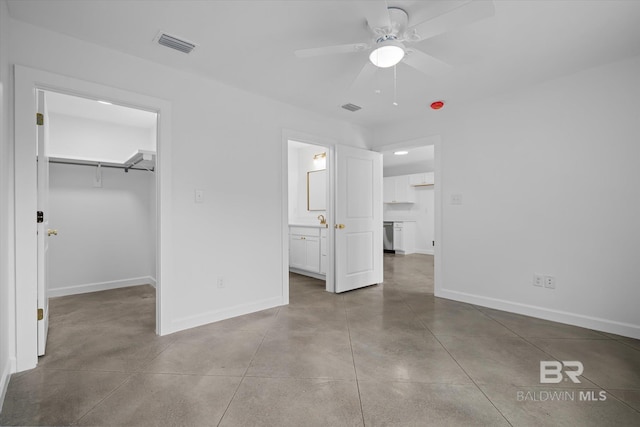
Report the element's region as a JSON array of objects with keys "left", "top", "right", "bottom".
[{"left": 393, "top": 65, "right": 398, "bottom": 106}]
